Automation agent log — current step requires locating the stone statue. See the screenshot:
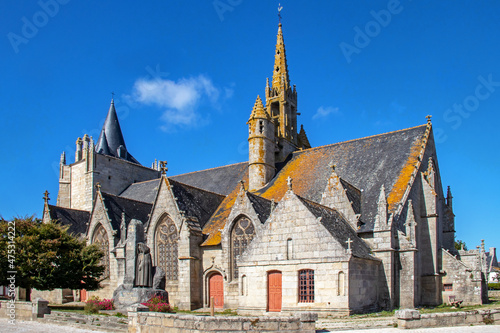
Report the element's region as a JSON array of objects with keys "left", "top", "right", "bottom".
[{"left": 135, "top": 243, "right": 153, "bottom": 287}]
